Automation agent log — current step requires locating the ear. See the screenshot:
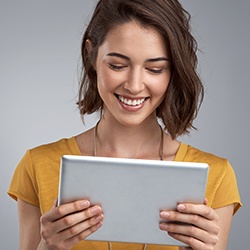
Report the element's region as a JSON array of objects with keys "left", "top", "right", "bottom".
[
  {"left": 85, "top": 39, "right": 92, "bottom": 54},
  {"left": 85, "top": 39, "right": 96, "bottom": 69}
]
